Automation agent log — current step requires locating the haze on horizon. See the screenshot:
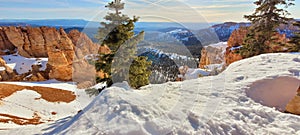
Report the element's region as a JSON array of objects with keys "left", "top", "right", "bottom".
[{"left": 0, "top": 0, "right": 299, "bottom": 23}]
